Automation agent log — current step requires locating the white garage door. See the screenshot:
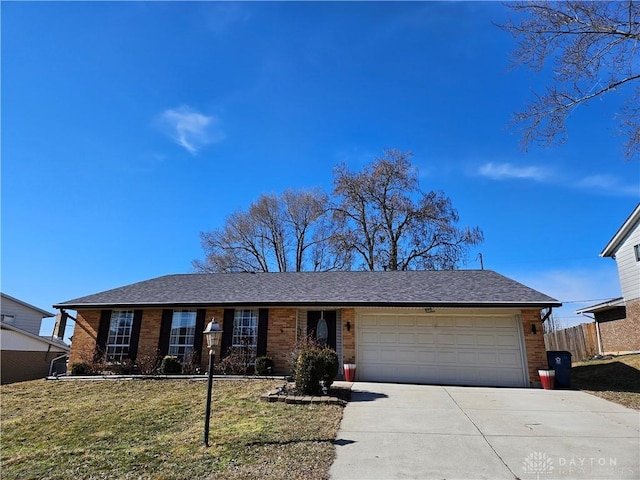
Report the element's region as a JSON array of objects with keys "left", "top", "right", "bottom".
[{"left": 357, "top": 313, "right": 526, "bottom": 387}]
